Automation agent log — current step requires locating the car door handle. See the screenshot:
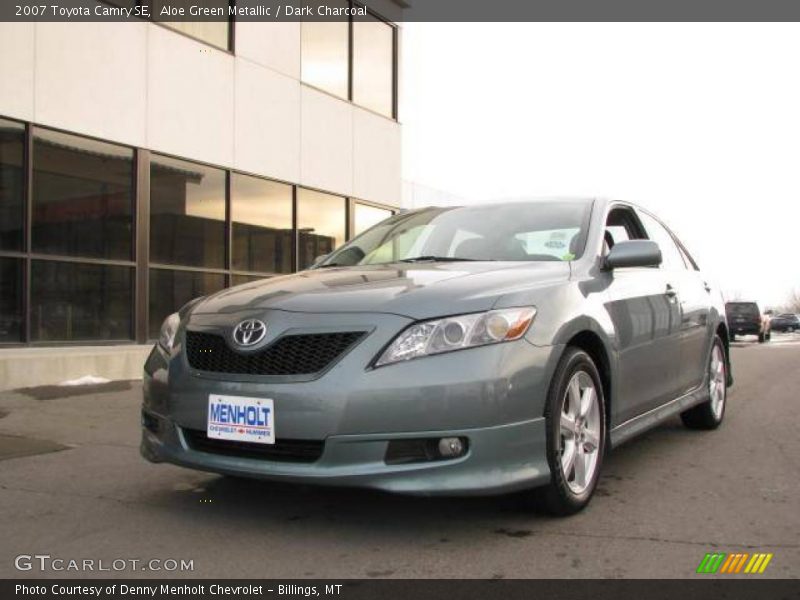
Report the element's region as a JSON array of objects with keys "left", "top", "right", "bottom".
[{"left": 664, "top": 284, "right": 678, "bottom": 302}]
